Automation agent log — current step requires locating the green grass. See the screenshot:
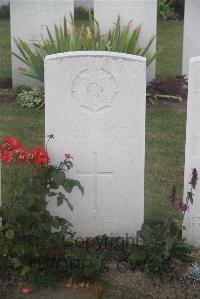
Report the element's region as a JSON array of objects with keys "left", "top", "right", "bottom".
[
  {"left": 145, "top": 106, "right": 186, "bottom": 223},
  {"left": 0, "top": 106, "right": 44, "bottom": 200},
  {"left": 0, "top": 106, "right": 44, "bottom": 146},
  {"left": 0, "top": 105, "right": 186, "bottom": 224},
  {"left": 0, "top": 18, "right": 11, "bottom": 80},
  {"left": 0, "top": 18, "right": 183, "bottom": 81},
  {"left": 156, "top": 20, "right": 184, "bottom": 79}
]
